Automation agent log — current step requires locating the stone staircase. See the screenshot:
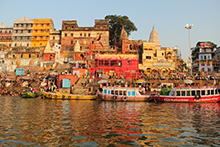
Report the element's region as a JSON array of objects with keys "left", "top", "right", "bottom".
[{"left": 71, "top": 78, "right": 89, "bottom": 94}]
